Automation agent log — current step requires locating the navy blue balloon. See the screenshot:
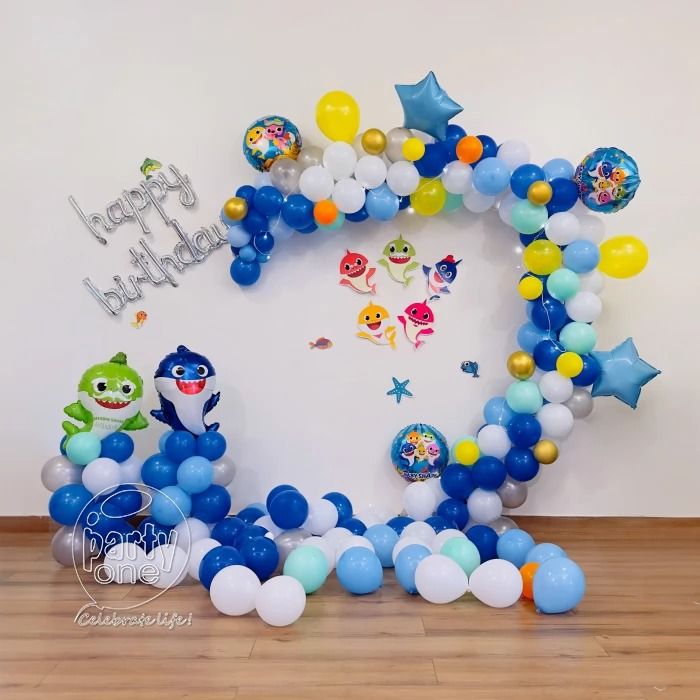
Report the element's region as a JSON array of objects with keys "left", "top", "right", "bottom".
[
  {"left": 237, "top": 506, "right": 266, "bottom": 524},
  {"left": 199, "top": 545, "right": 244, "bottom": 590},
  {"left": 507, "top": 414, "right": 543, "bottom": 448},
  {"left": 573, "top": 353, "right": 602, "bottom": 386},
  {"left": 505, "top": 447, "right": 540, "bottom": 481},
  {"left": 196, "top": 432, "right": 227, "bottom": 461},
  {"left": 100, "top": 433, "right": 134, "bottom": 462},
  {"left": 398, "top": 196, "right": 410, "bottom": 211},
  {"left": 425, "top": 516, "right": 452, "bottom": 533},
  {"left": 440, "top": 463, "right": 476, "bottom": 500},
  {"left": 235, "top": 185, "right": 256, "bottom": 206},
  {"left": 49, "top": 484, "right": 93, "bottom": 526},
  {"left": 252, "top": 186, "right": 283, "bottom": 216},
  {"left": 322, "top": 491, "right": 353, "bottom": 522},
  {"left": 253, "top": 232, "right": 275, "bottom": 254},
  {"left": 386, "top": 515, "right": 414, "bottom": 536},
  {"left": 346, "top": 204, "right": 369, "bottom": 221},
  {"left": 467, "top": 525, "right": 499, "bottom": 561},
  {"left": 210, "top": 516, "right": 246, "bottom": 546},
  {"left": 256, "top": 251, "right": 272, "bottom": 263},
  {"left": 339, "top": 517, "right": 367, "bottom": 536},
  {"left": 547, "top": 178, "right": 578, "bottom": 214},
  {"left": 79, "top": 500, "right": 133, "bottom": 551},
  {"left": 476, "top": 135, "right": 498, "bottom": 162},
  {"left": 103, "top": 485, "right": 142, "bottom": 517},
  {"left": 266, "top": 485, "right": 298, "bottom": 511},
  {"left": 281, "top": 194, "right": 314, "bottom": 229},
  {"left": 141, "top": 453, "right": 178, "bottom": 489},
  {"left": 533, "top": 339, "right": 565, "bottom": 370},
  {"left": 59, "top": 435, "right": 68, "bottom": 455},
  {"left": 241, "top": 210, "right": 268, "bottom": 236},
  {"left": 190, "top": 485, "right": 231, "bottom": 523},
  {"left": 241, "top": 537, "right": 279, "bottom": 580},
  {"left": 531, "top": 297, "right": 568, "bottom": 331},
  {"left": 436, "top": 498, "right": 469, "bottom": 530},
  {"left": 472, "top": 456, "right": 507, "bottom": 490},
  {"left": 137, "top": 517, "right": 172, "bottom": 553},
  {"left": 165, "top": 431, "right": 196, "bottom": 463},
  {"left": 230, "top": 258, "right": 261, "bottom": 286},
  {"left": 510, "top": 164, "right": 546, "bottom": 199},
  {"left": 444, "top": 124, "right": 466, "bottom": 160},
  {"left": 234, "top": 524, "right": 269, "bottom": 550},
  {"left": 519, "top": 229, "right": 547, "bottom": 246},
  {"left": 269, "top": 490, "right": 308, "bottom": 530},
  {"left": 297, "top": 222, "right": 318, "bottom": 234},
  {"left": 415, "top": 142, "right": 449, "bottom": 178}
]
